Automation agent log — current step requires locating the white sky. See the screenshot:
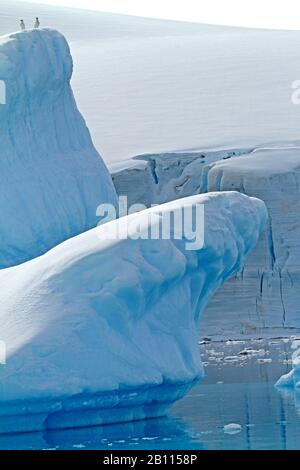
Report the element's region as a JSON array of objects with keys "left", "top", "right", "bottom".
[{"left": 16, "top": 0, "right": 300, "bottom": 30}]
